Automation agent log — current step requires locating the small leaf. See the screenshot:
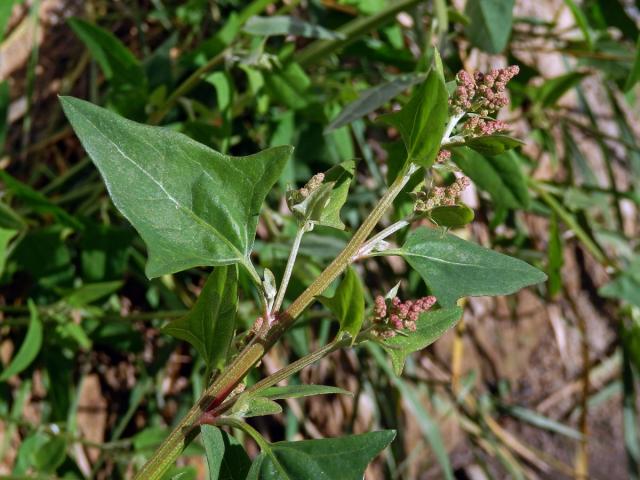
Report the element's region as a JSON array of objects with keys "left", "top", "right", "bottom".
[
  {"left": 62, "top": 281, "right": 123, "bottom": 308},
  {"left": 32, "top": 434, "right": 67, "bottom": 473},
  {"left": 244, "top": 16, "right": 345, "bottom": 40},
  {"left": 0, "top": 300, "right": 43, "bottom": 382},
  {"left": 452, "top": 148, "right": 530, "bottom": 209},
  {"left": 379, "top": 69, "right": 448, "bottom": 168},
  {"left": 60, "top": 96, "right": 292, "bottom": 280},
  {"left": 232, "top": 394, "right": 283, "bottom": 418},
  {"left": 0, "top": 227, "right": 17, "bottom": 276},
  {"left": 202, "top": 426, "right": 251, "bottom": 480},
  {"left": 428, "top": 204, "right": 474, "bottom": 228},
  {"left": 319, "top": 267, "right": 365, "bottom": 341},
  {"left": 325, "top": 74, "right": 425, "bottom": 132},
  {"left": 247, "top": 431, "right": 396, "bottom": 480},
  {"left": 464, "top": 0, "right": 515, "bottom": 54},
  {"left": 291, "top": 182, "right": 335, "bottom": 226},
  {"left": 395, "top": 227, "right": 547, "bottom": 306},
  {"left": 461, "top": 134, "right": 524, "bottom": 156},
  {"left": 259, "top": 385, "right": 352, "bottom": 400},
  {"left": 263, "top": 268, "right": 277, "bottom": 304},
  {"left": 381, "top": 307, "right": 463, "bottom": 374},
  {"left": 163, "top": 266, "right": 238, "bottom": 370},
  {"left": 317, "top": 160, "right": 355, "bottom": 230},
  {"left": 599, "top": 257, "right": 640, "bottom": 308}
]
